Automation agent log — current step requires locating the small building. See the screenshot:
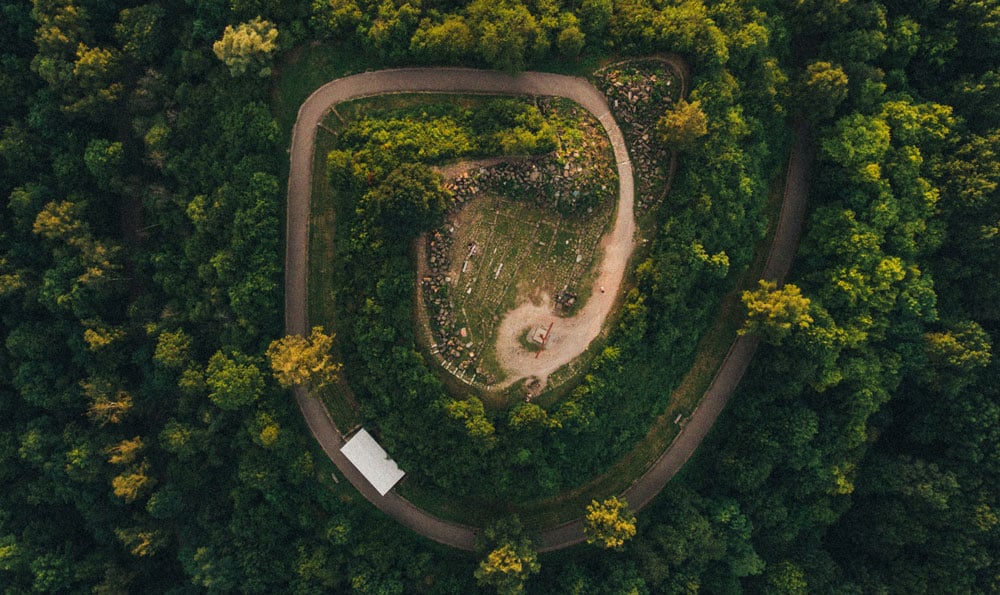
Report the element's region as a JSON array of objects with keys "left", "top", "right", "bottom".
[{"left": 340, "top": 428, "right": 405, "bottom": 496}]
